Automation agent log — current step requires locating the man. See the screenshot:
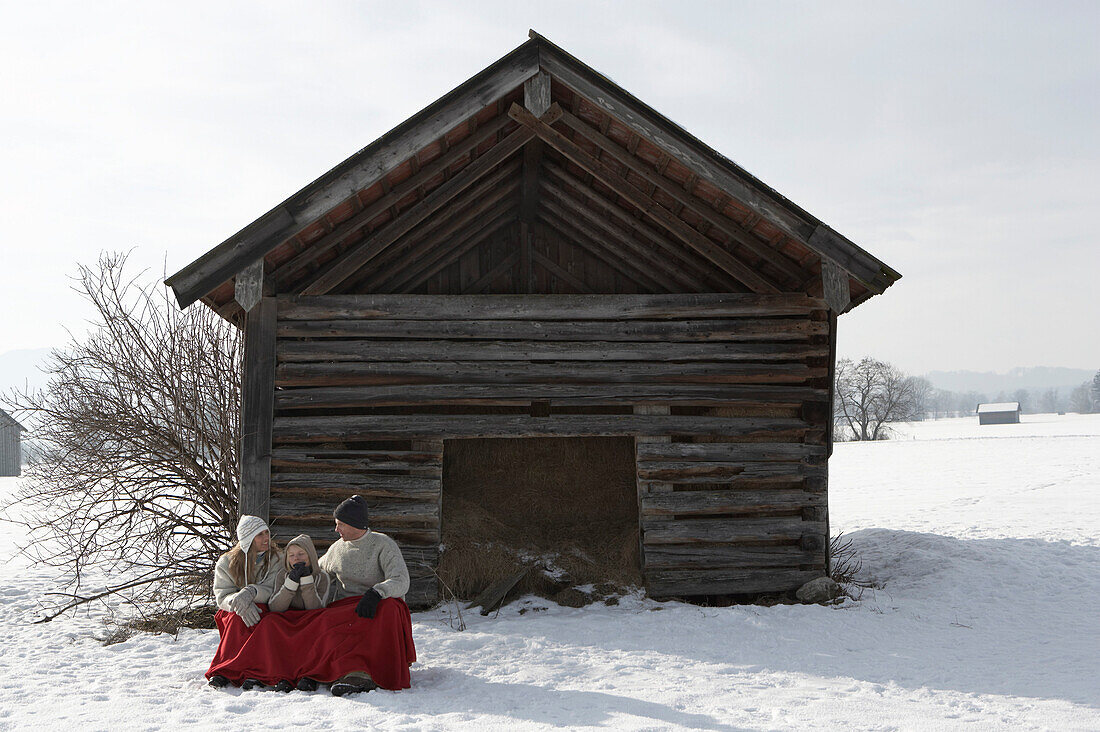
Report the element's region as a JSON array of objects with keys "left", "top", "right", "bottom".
[{"left": 318, "top": 494, "right": 411, "bottom": 696}]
